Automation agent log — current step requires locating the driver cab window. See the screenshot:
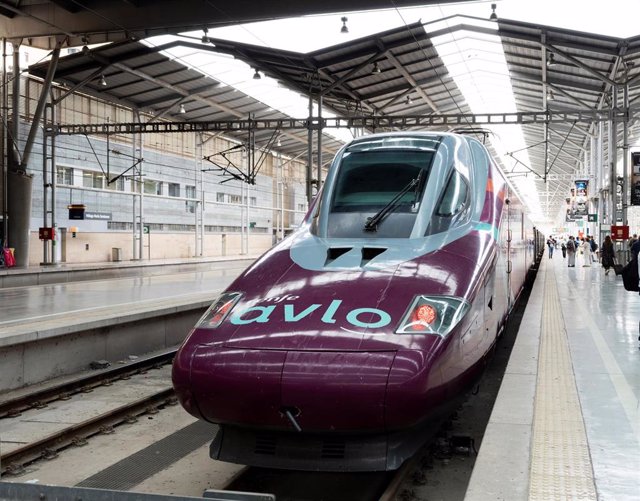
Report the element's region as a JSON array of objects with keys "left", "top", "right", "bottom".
[
  {"left": 427, "top": 170, "right": 470, "bottom": 235},
  {"left": 436, "top": 171, "right": 468, "bottom": 216}
]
